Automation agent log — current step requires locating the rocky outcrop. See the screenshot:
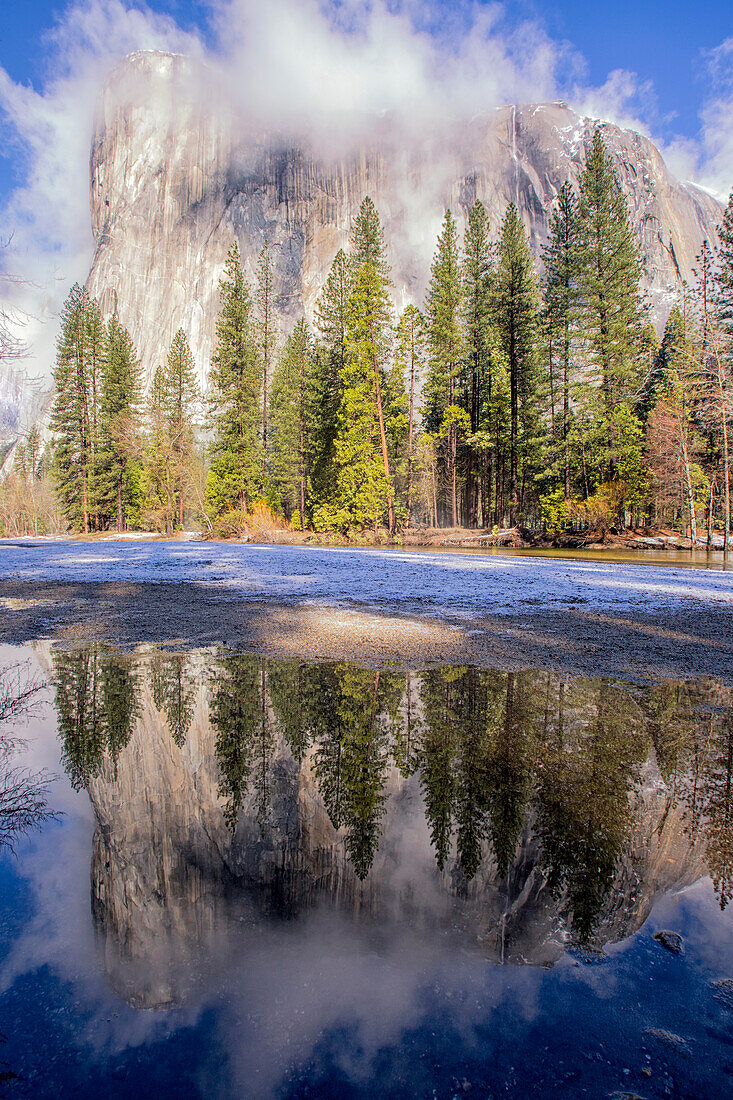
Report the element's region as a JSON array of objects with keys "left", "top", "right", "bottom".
[{"left": 86, "top": 51, "right": 722, "bottom": 390}]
